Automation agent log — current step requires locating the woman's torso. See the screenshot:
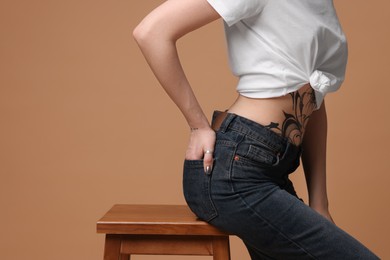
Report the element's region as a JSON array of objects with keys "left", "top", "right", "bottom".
[
  {"left": 227, "top": 84, "right": 316, "bottom": 146},
  {"left": 205, "top": 0, "right": 347, "bottom": 145},
  {"left": 218, "top": 0, "right": 348, "bottom": 109}
]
